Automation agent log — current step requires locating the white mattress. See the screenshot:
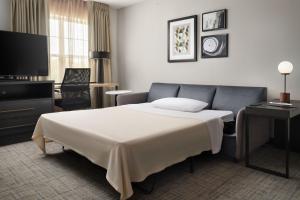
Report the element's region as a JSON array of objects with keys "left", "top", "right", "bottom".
[
  {"left": 127, "top": 103, "right": 234, "bottom": 154},
  {"left": 32, "top": 104, "right": 233, "bottom": 200},
  {"left": 127, "top": 103, "right": 234, "bottom": 122}
]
